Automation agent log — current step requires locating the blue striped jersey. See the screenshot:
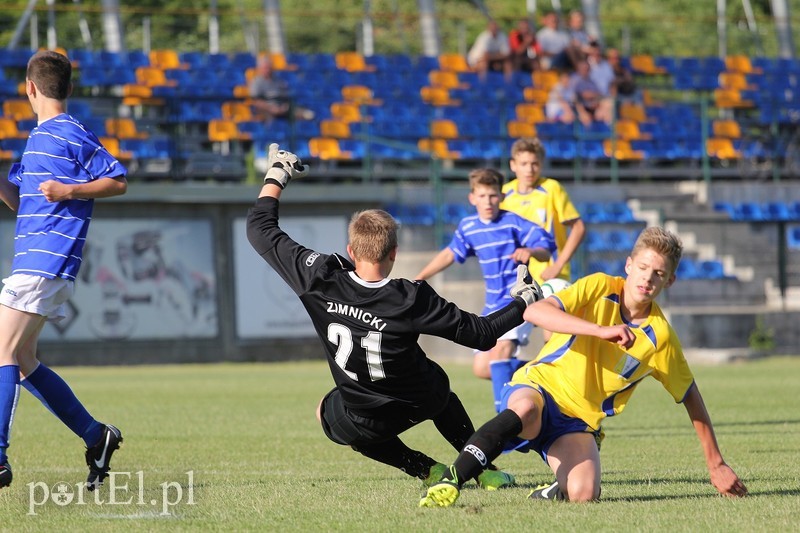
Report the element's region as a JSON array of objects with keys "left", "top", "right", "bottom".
[
  {"left": 448, "top": 210, "right": 555, "bottom": 315},
  {"left": 7, "top": 113, "right": 126, "bottom": 280}
]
